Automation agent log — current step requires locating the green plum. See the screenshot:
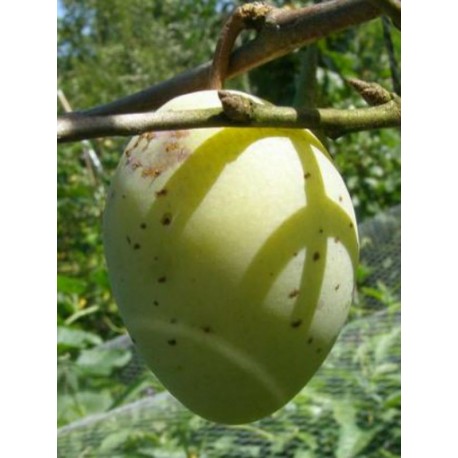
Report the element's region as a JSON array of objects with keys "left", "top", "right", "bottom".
[{"left": 103, "top": 90, "right": 359, "bottom": 424}]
